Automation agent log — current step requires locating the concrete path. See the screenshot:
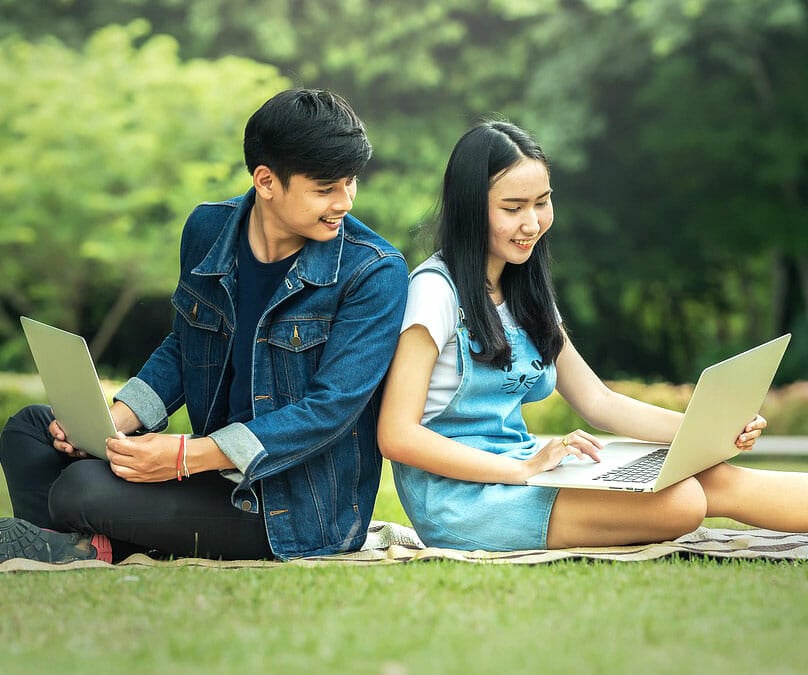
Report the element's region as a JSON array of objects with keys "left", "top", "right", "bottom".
[{"left": 753, "top": 436, "right": 808, "bottom": 455}]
